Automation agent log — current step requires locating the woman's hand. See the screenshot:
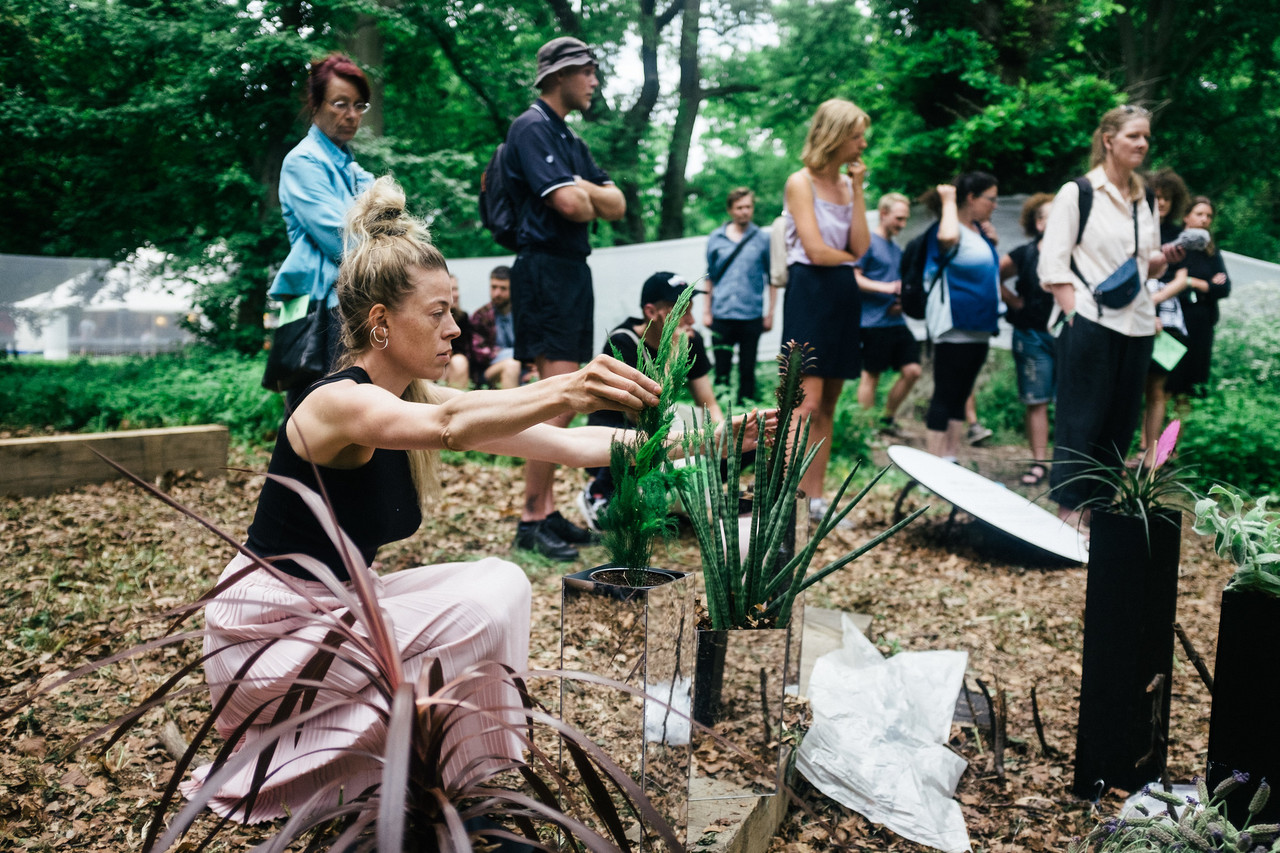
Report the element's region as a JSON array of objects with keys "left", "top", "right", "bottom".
[
  {"left": 937, "top": 184, "right": 957, "bottom": 205},
  {"left": 714, "top": 408, "right": 778, "bottom": 455},
  {"left": 566, "top": 354, "right": 662, "bottom": 415},
  {"left": 846, "top": 158, "right": 867, "bottom": 184},
  {"left": 978, "top": 220, "right": 999, "bottom": 245}
]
